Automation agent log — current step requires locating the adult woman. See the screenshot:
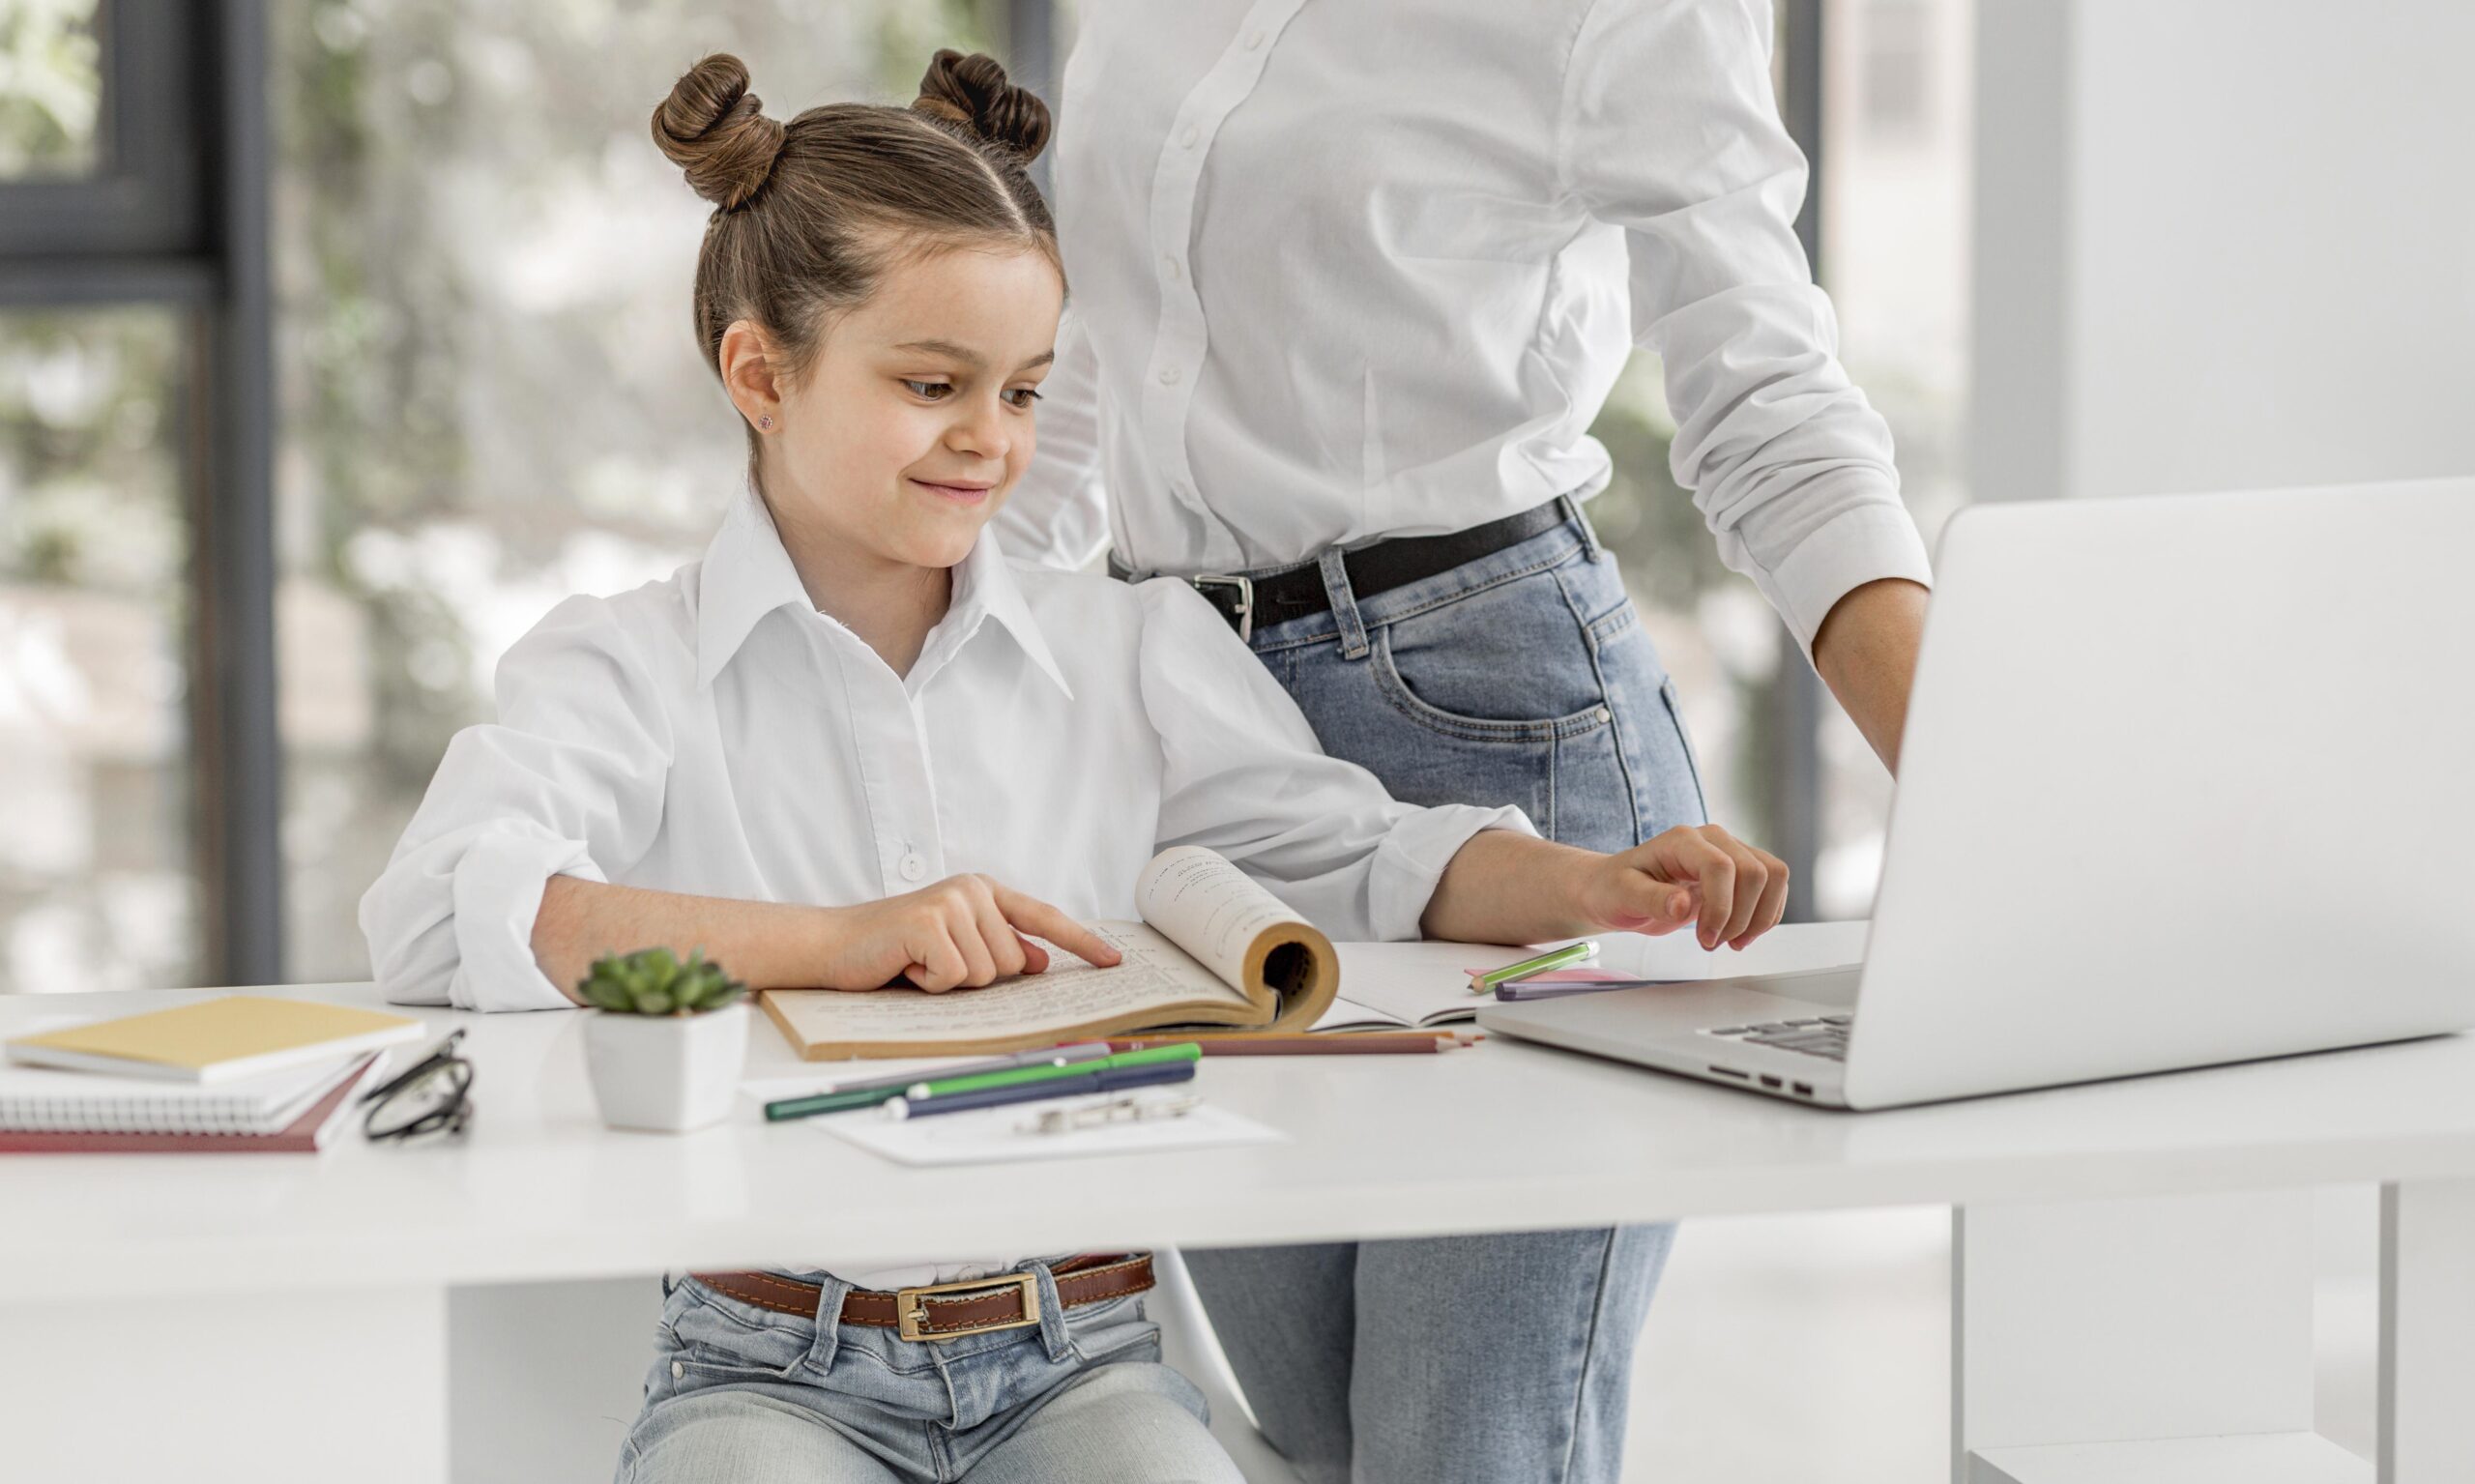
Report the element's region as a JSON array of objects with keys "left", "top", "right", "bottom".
[{"left": 996, "top": 3, "right": 1934, "bottom": 1478}]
